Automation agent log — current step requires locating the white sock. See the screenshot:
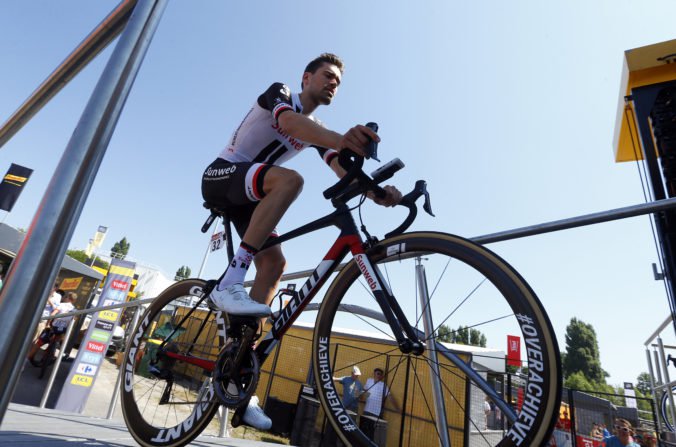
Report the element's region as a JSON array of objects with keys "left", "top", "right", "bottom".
[{"left": 218, "top": 243, "right": 257, "bottom": 289}]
